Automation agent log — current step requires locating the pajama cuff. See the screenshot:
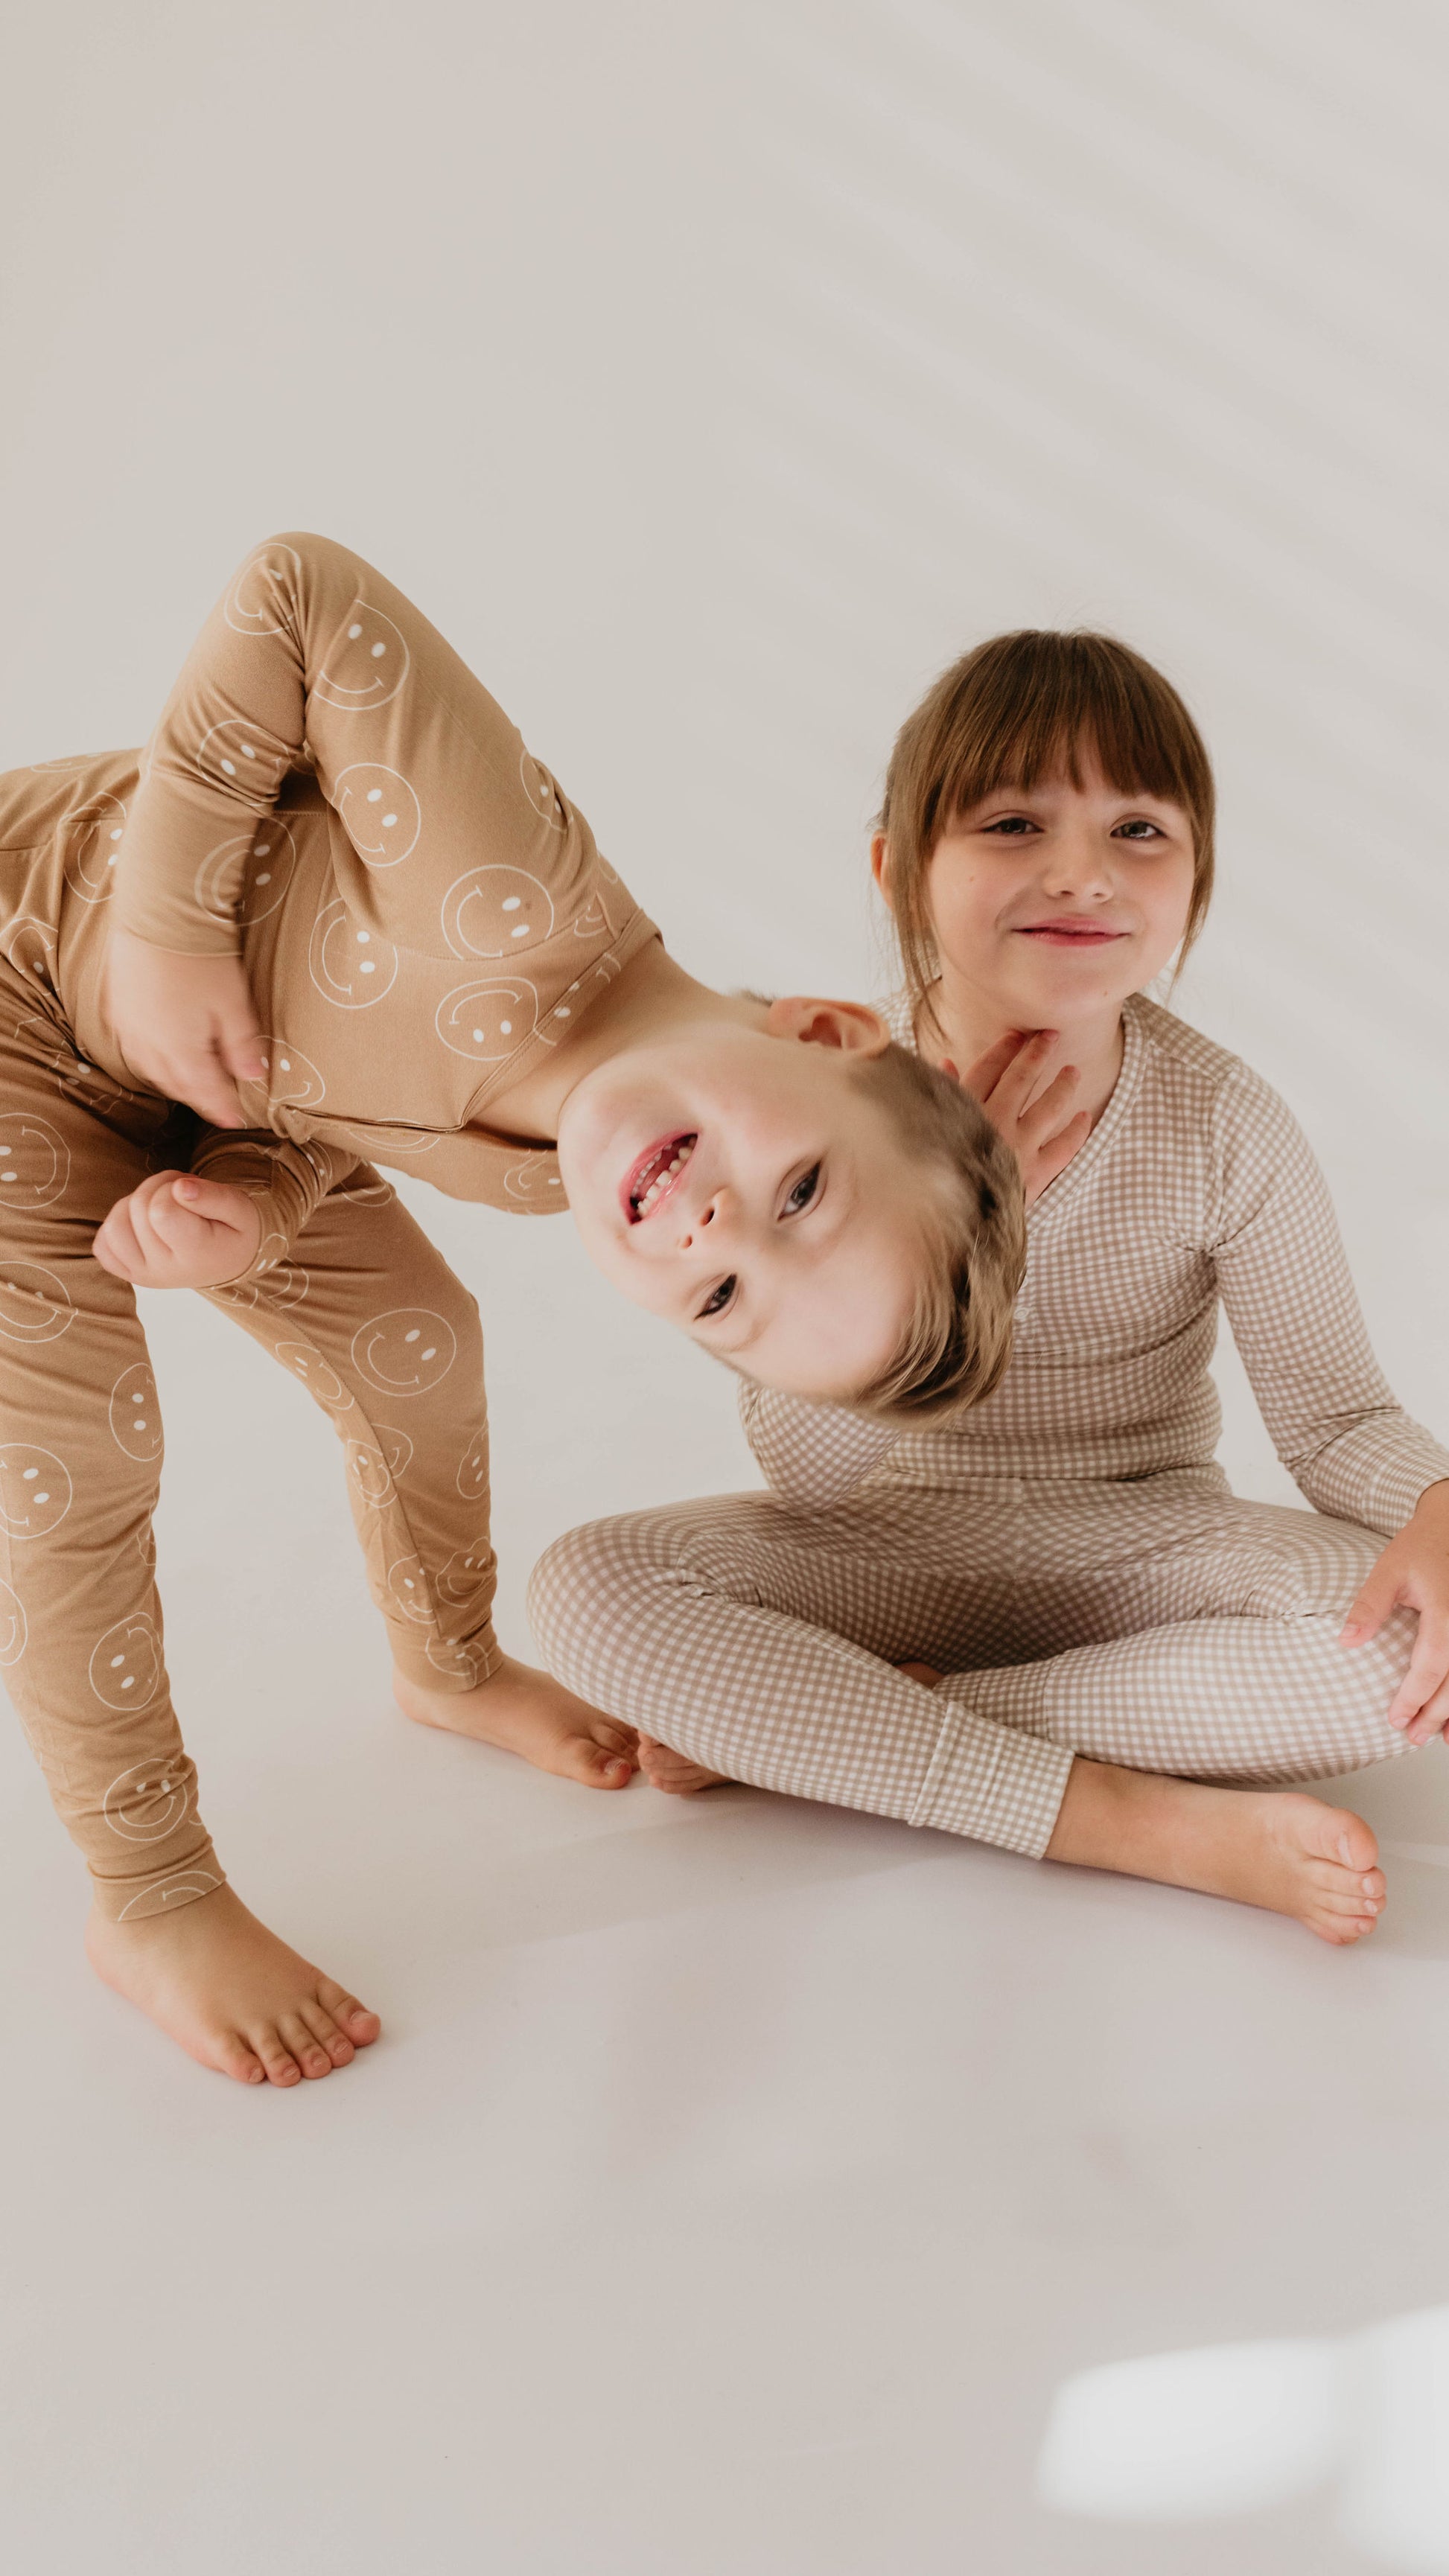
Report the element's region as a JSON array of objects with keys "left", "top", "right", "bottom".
[
  {"left": 89, "top": 1834, "right": 228, "bottom": 1924},
  {"left": 907, "top": 1686, "right": 1075, "bottom": 1859},
  {"left": 387, "top": 1621, "right": 501, "bottom": 1695}
]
